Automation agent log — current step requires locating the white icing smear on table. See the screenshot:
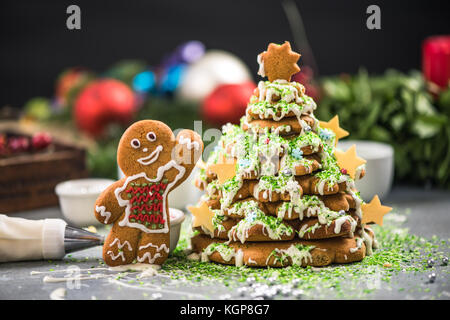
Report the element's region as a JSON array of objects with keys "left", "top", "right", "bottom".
[
  {"left": 49, "top": 287, "right": 66, "bottom": 300},
  {"left": 34, "top": 263, "right": 161, "bottom": 284},
  {"left": 32, "top": 263, "right": 208, "bottom": 299},
  {"left": 43, "top": 274, "right": 109, "bottom": 283}
]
